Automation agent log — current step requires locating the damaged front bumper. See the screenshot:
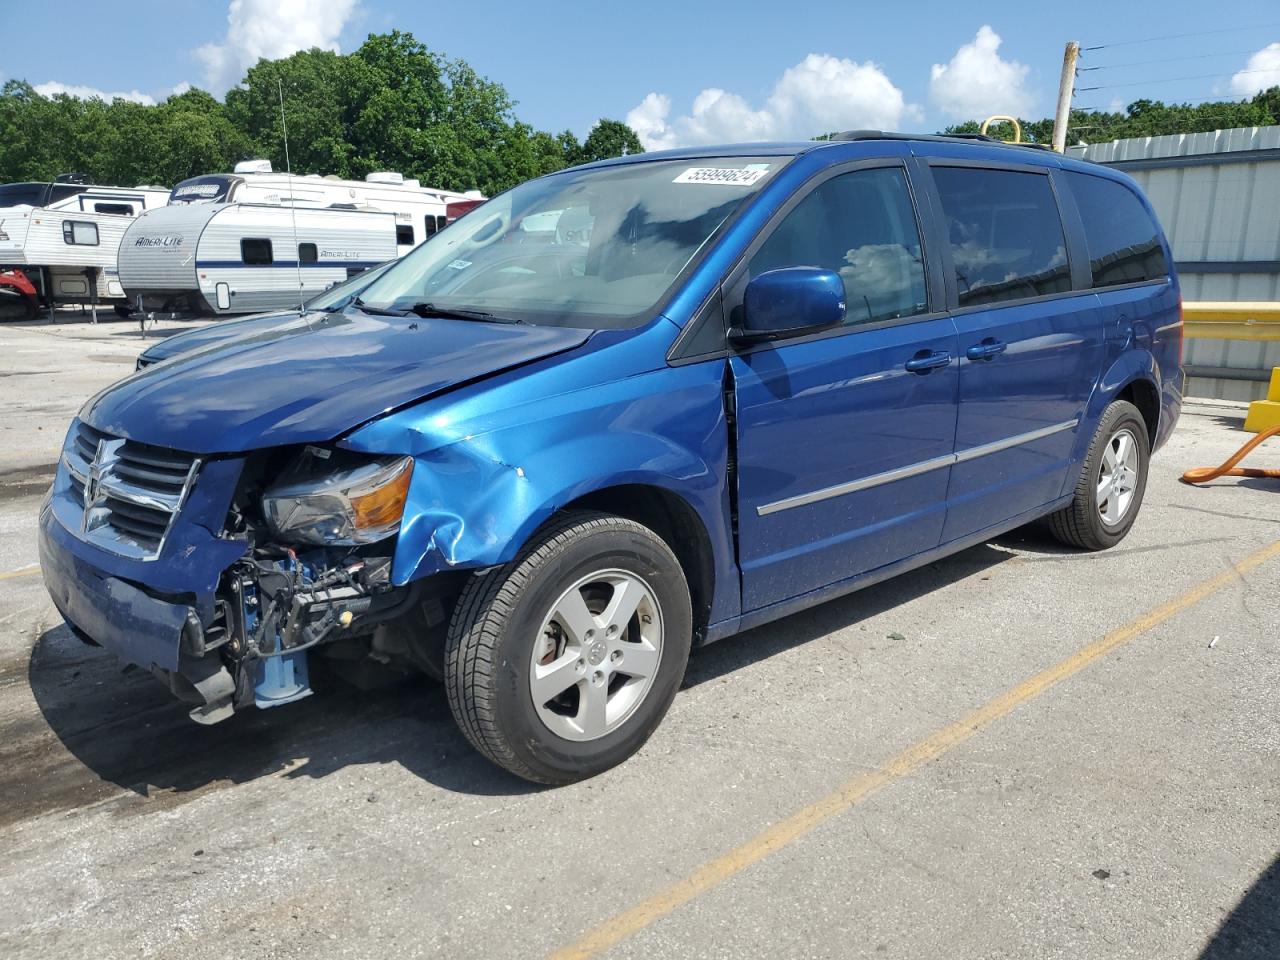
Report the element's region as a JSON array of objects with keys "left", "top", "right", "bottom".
[{"left": 38, "top": 445, "right": 434, "bottom": 724}]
